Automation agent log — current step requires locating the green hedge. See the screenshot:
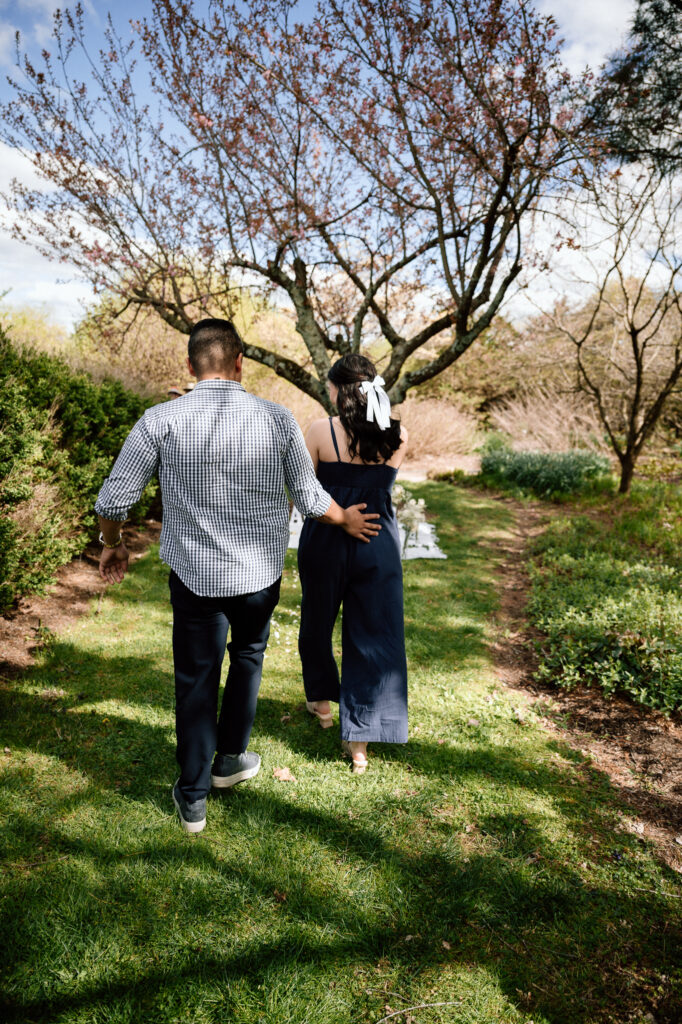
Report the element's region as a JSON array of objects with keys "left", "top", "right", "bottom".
[
  {"left": 480, "top": 444, "right": 611, "bottom": 498},
  {"left": 0, "top": 331, "right": 155, "bottom": 611},
  {"left": 528, "top": 493, "right": 682, "bottom": 713}
]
